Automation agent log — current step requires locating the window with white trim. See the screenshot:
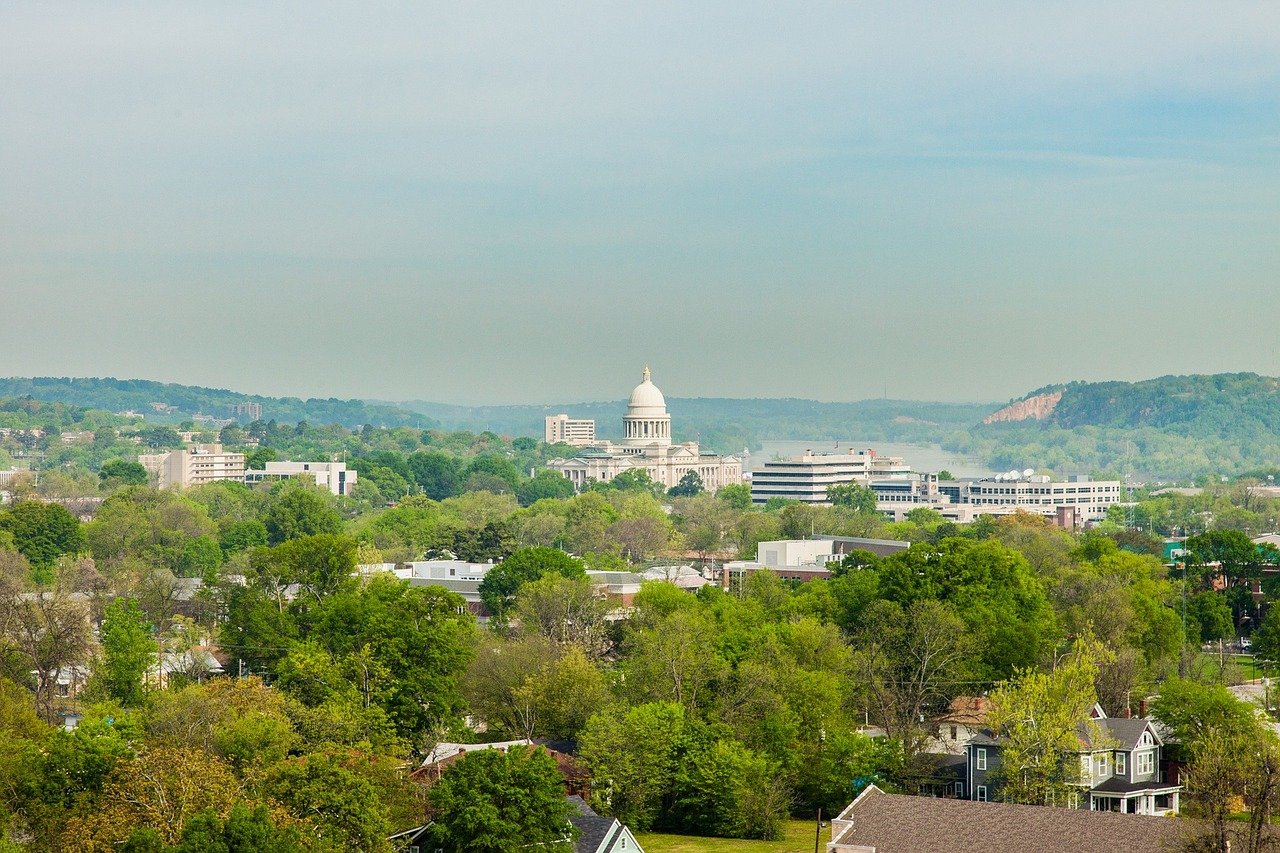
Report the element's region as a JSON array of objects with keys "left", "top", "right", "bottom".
[
  {"left": 976, "top": 785, "right": 987, "bottom": 802},
  {"left": 955, "top": 782, "right": 964, "bottom": 797},
  {"left": 1136, "top": 751, "right": 1155, "bottom": 775},
  {"left": 1097, "top": 754, "right": 1108, "bottom": 777},
  {"left": 1115, "top": 752, "right": 1126, "bottom": 775},
  {"left": 976, "top": 748, "right": 987, "bottom": 771}
]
